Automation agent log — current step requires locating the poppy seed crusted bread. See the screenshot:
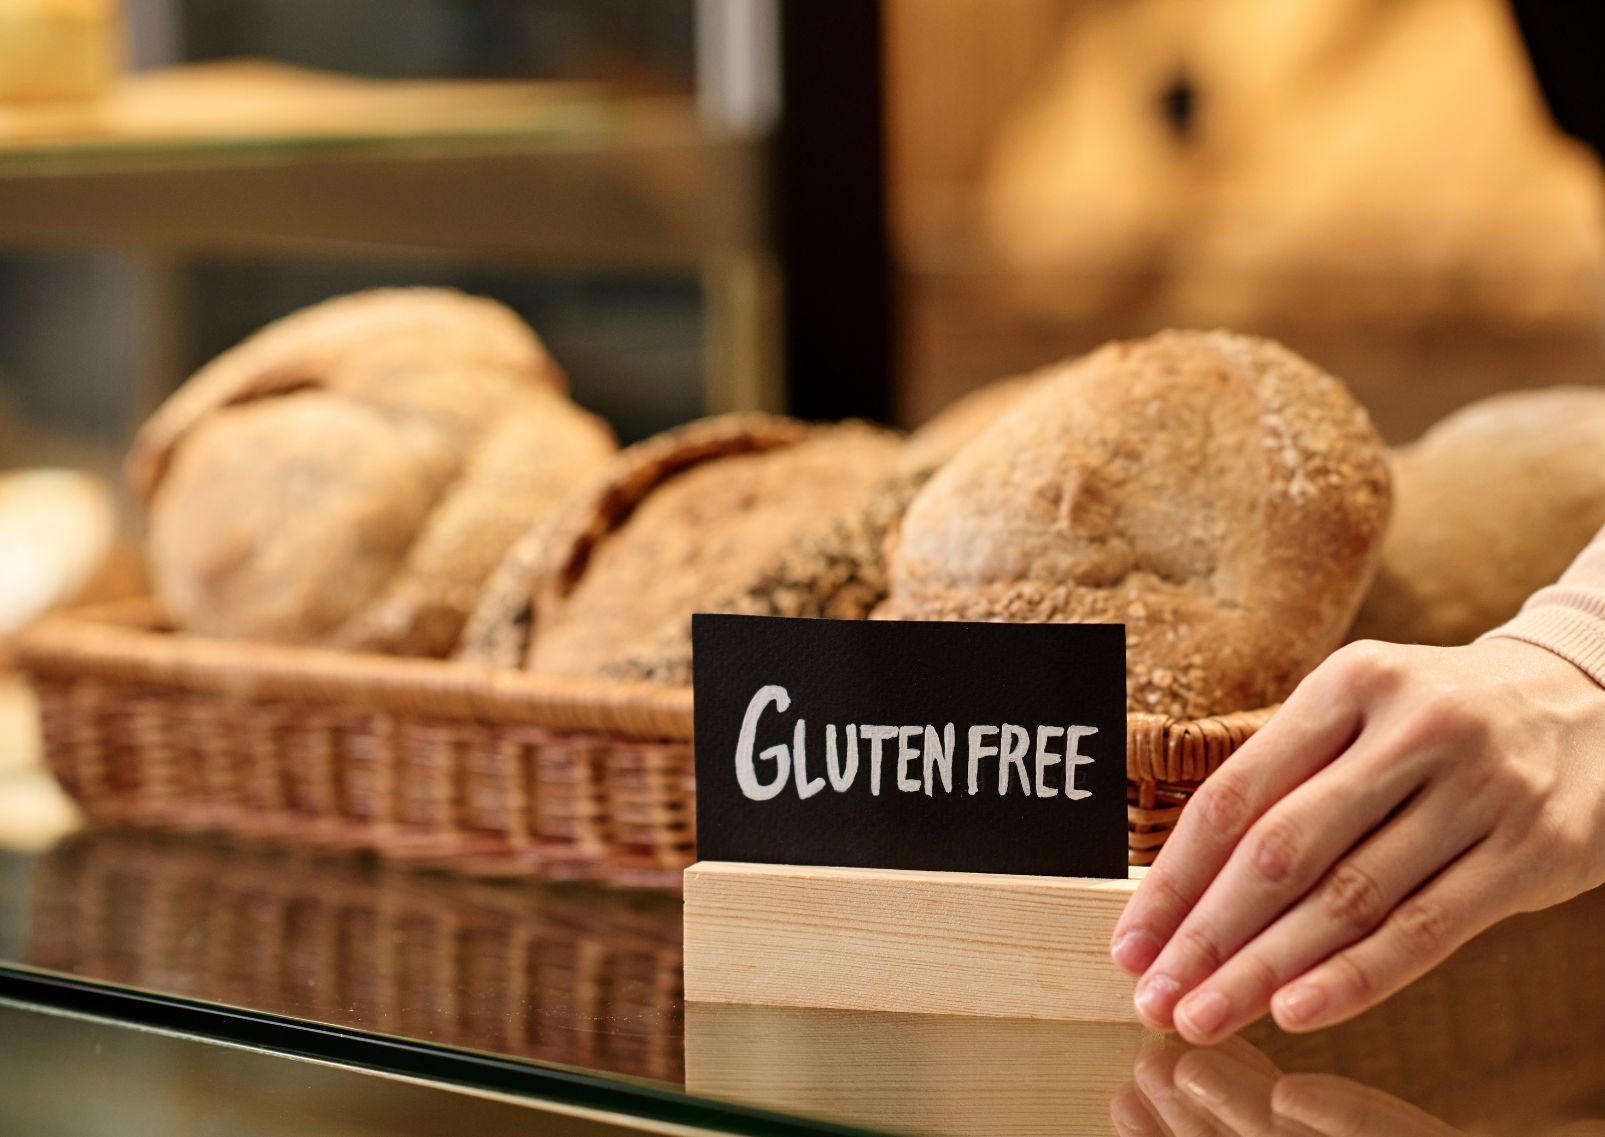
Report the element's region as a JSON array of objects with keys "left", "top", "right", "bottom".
[{"left": 878, "top": 330, "right": 1392, "bottom": 718}]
